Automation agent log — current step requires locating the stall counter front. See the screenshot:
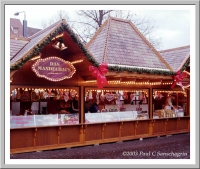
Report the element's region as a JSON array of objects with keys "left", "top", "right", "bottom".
[{"left": 10, "top": 114, "right": 79, "bottom": 128}]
